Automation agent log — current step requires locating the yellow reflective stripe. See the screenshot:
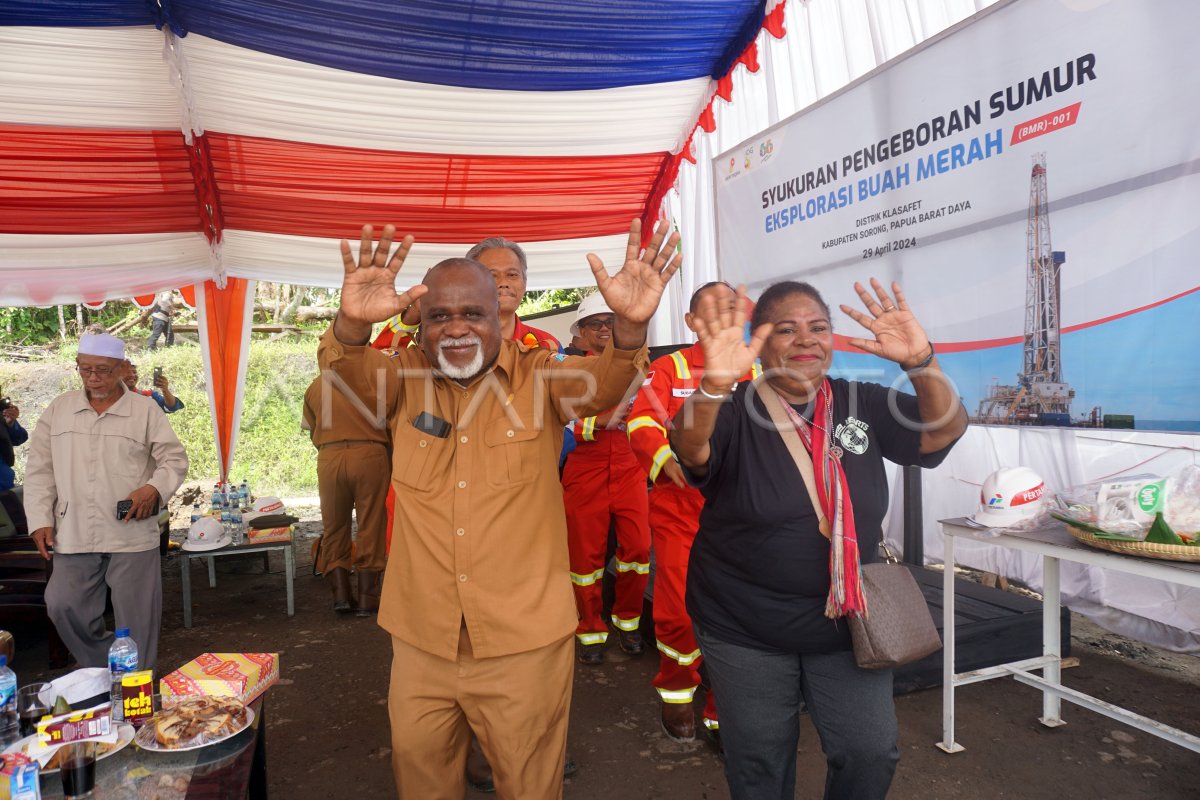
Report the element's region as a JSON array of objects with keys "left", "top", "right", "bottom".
[
  {"left": 385, "top": 314, "right": 420, "bottom": 334},
  {"left": 669, "top": 351, "right": 691, "bottom": 380},
  {"left": 615, "top": 559, "right": 650, "bottom": 575},
  {"left": 658, "top": 687, "right": 697, "bottom": 703},
  {"left": 751, "top": 359, "right": 762, "bottom": 379},
  {"left": 580, "top": 416, "right": 597, "bottom": 442},
  {"left": 703, "top": 718, "right": 719, "bottom": 731},
  {"left": 649, "top": 444, "right": 675, "bottom": 482},
  {"left": 656, "top": 641, "right": 702, "bottom": 666},
  {"left": 626, "top": 416, "right": 667, "bottom": 436},
  {"left": 610, "top": 614, "right": 641, "bottom": 631},
  {"left": 575, "top": 631, "right": 608, "bottom": 645},
  {"left": 570, "top": 568, "right": 605, "bottom": 586}
]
